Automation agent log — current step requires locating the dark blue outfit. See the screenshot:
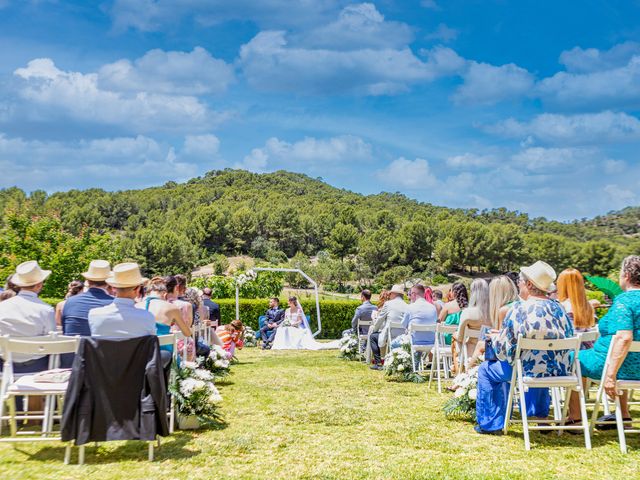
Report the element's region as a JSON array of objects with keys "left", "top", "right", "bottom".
[
  {"left": 62, "top": 288, "right": 114, "bottom": 336},
  {"left": 260, "top": 307, "right": 284, "bottom": 344}
]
